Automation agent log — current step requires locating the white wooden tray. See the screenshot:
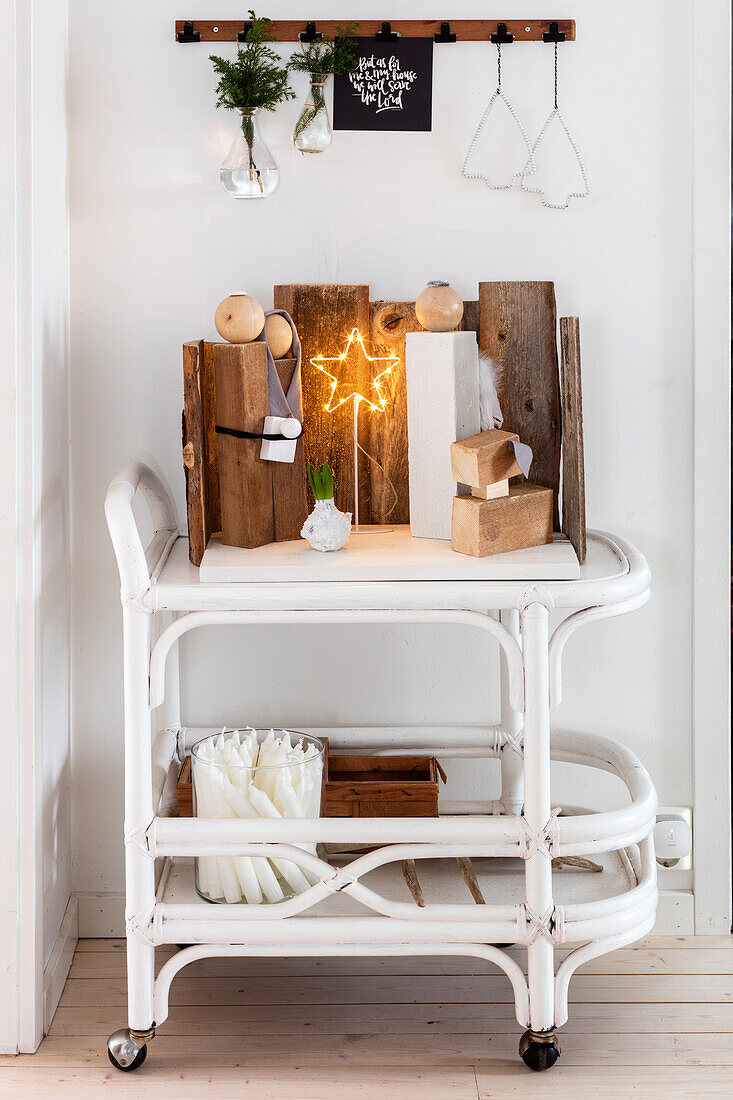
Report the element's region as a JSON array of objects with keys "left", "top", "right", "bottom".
[{"left": 199, "top": 526, "right": 580, "bottom": 583}]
